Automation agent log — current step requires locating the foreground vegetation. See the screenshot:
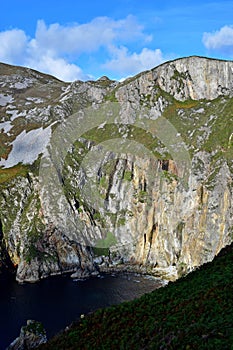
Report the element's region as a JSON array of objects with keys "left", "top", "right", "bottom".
[{"left": 38, "top": 243, "right": 233, "bottom": 349}]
